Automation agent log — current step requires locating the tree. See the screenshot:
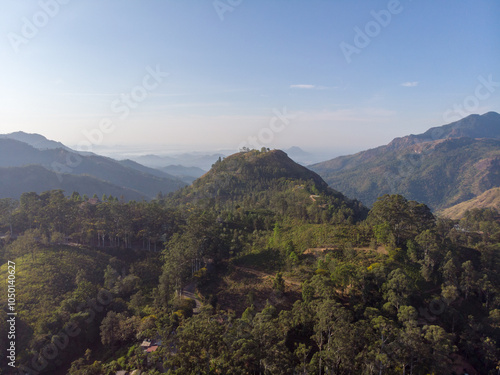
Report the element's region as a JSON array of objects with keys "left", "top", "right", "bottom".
[
  {"left": 383, "top": 268, "right": 413, "bottom": 311},
  {"left": 364, "top": 314, "right": 398, "bottom": 374},
  {"left": 250, "top": 303, "right": 293, "bottom": 374},
  {"left": 460, "top": 260, "right": 478, "bottom": 299},
  {"left": 368, "top": 194, "right": 434, "bottom": 246},
  {"left": 0, "top": 198, "right": 17, "bottom": 234},
  {"left": 100, "top": 311, "right": 122, "bottom": 347},
  {"left": 6, "top": 228, "right": 43, "bottom": 261},
  {"left": 18, "top": 192, "right": 42, "bottom": 230},
  {"left": 273, "top": 272, "right": 285, "bottom": 295},
  {"left": 422, "top": 325, "right": 454, "bottom": 372},
  {"left": 312, "top": 300, "right": 357, "bottom": 374},
  {"left": 301, "top": 281, "right": 315, "bottom": 303},
  {"left": 100, "top": 311, "right": 139, "bottom": 348},
  {"left": 396, "top": 306, "right": 426, "bottom": 374}
]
